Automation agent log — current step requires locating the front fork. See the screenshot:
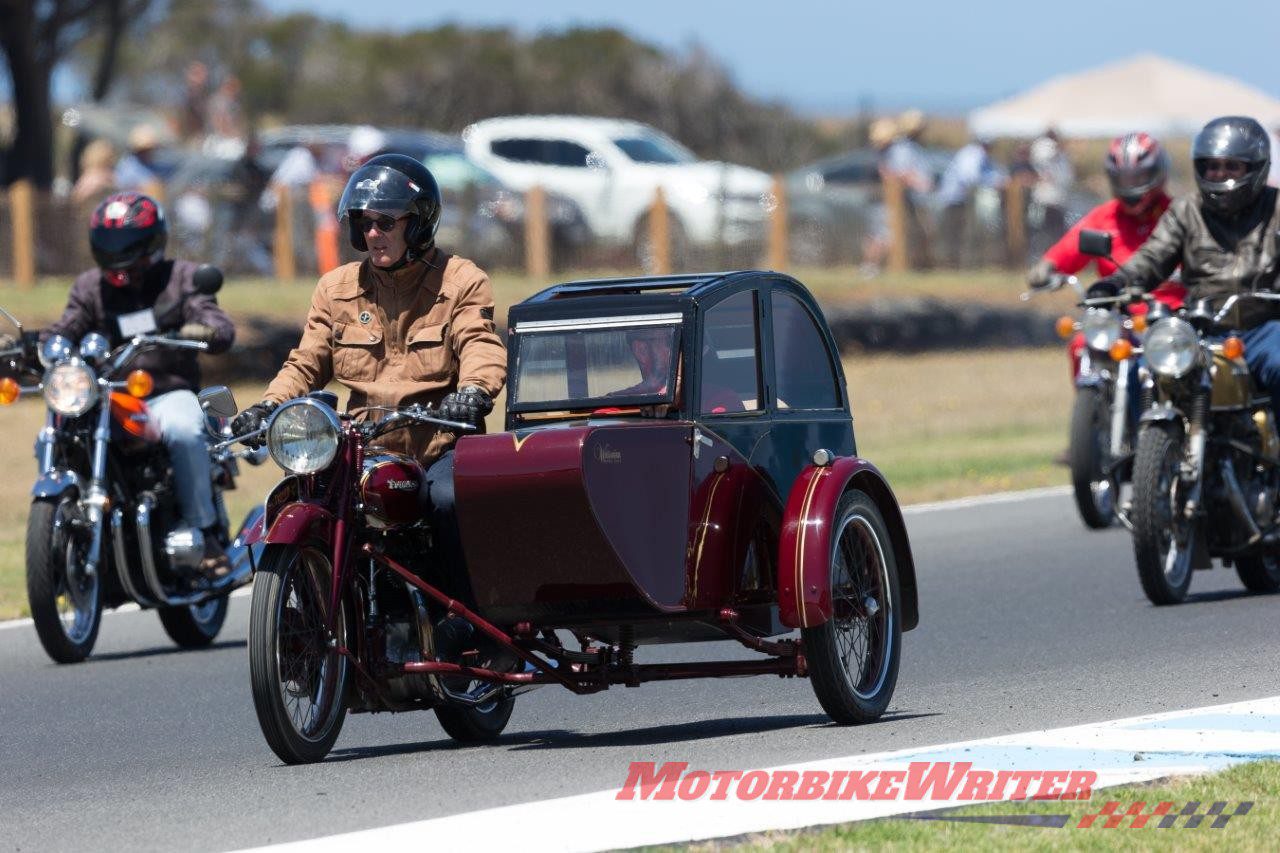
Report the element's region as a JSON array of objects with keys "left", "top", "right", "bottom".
[
  {"left": 80, "top": 404, "right": 113, "bottom": 580},
  {"left": 1180, "top": 377, "right": 1211, "bottom": 519},
  {"left": 1109, "top": 357, "right": 1131, "bottom": 458}
]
